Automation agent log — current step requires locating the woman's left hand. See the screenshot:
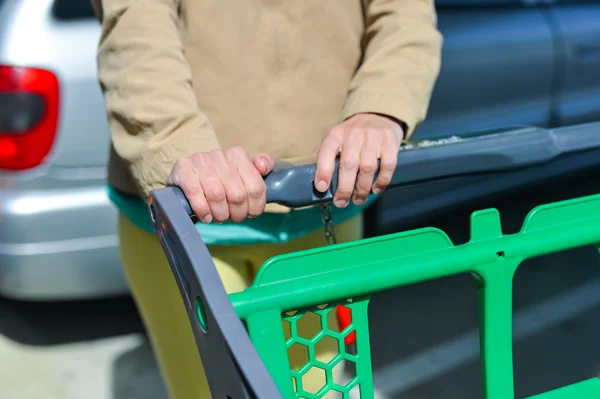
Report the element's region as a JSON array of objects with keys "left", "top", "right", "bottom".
[{"left": 314, "top": 113, "right": 404, "bottom": 208}]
